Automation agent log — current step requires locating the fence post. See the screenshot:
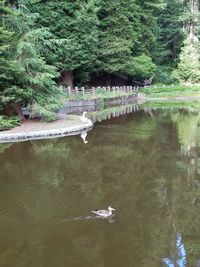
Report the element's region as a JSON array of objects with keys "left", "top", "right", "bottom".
[
  {"left": 92, "top": 87, "right": 96, "bottom": 96},
  {"left": 81, "top": 87, "right": 85, "bottom": 95},
  {"left": 75, "top": 86, "right": 79, "bottom": 94},
  {"left": 102, "top": 86, "right": 106, "bottom": 92},
  {"left": 68, "top": 86, "right": 71, "bottom": 95}
]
